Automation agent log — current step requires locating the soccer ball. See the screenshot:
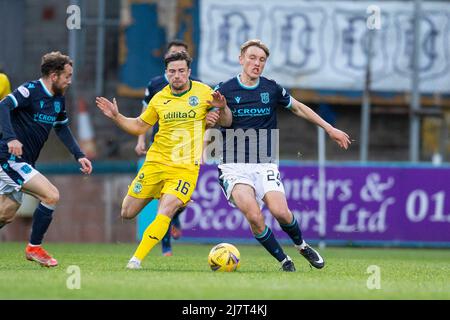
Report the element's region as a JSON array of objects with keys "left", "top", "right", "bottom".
[{"left": 208, "top": 243, "right": 241, "bottom": 272}]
